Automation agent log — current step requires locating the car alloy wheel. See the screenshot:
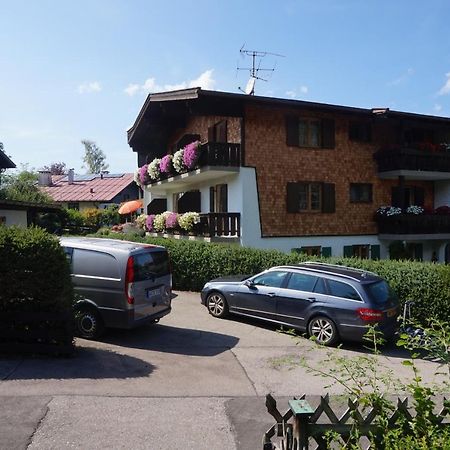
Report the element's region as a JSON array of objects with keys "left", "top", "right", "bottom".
[
  {"left": 207, "top": 292, "right": 228, "bottom": 318},
  {"left": 308, "top": 316, "right": 338, "bottom": 346}
]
